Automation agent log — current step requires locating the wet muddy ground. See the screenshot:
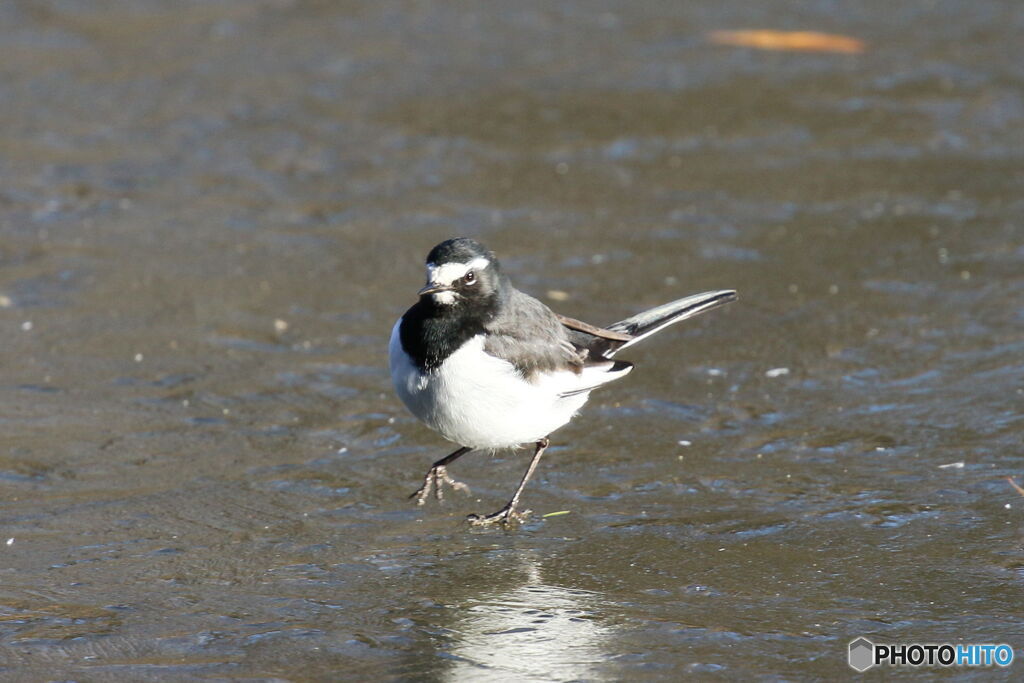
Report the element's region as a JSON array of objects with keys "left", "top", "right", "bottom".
[{"left": 1, "top": 1, "right": 1022, "bottom": 680}]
